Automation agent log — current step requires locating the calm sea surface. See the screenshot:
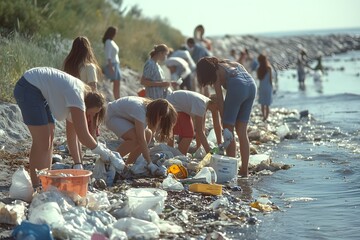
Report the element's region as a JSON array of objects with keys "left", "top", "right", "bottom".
[{"left": 227, "top": 50, "right": 360, "bottom": 239}]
